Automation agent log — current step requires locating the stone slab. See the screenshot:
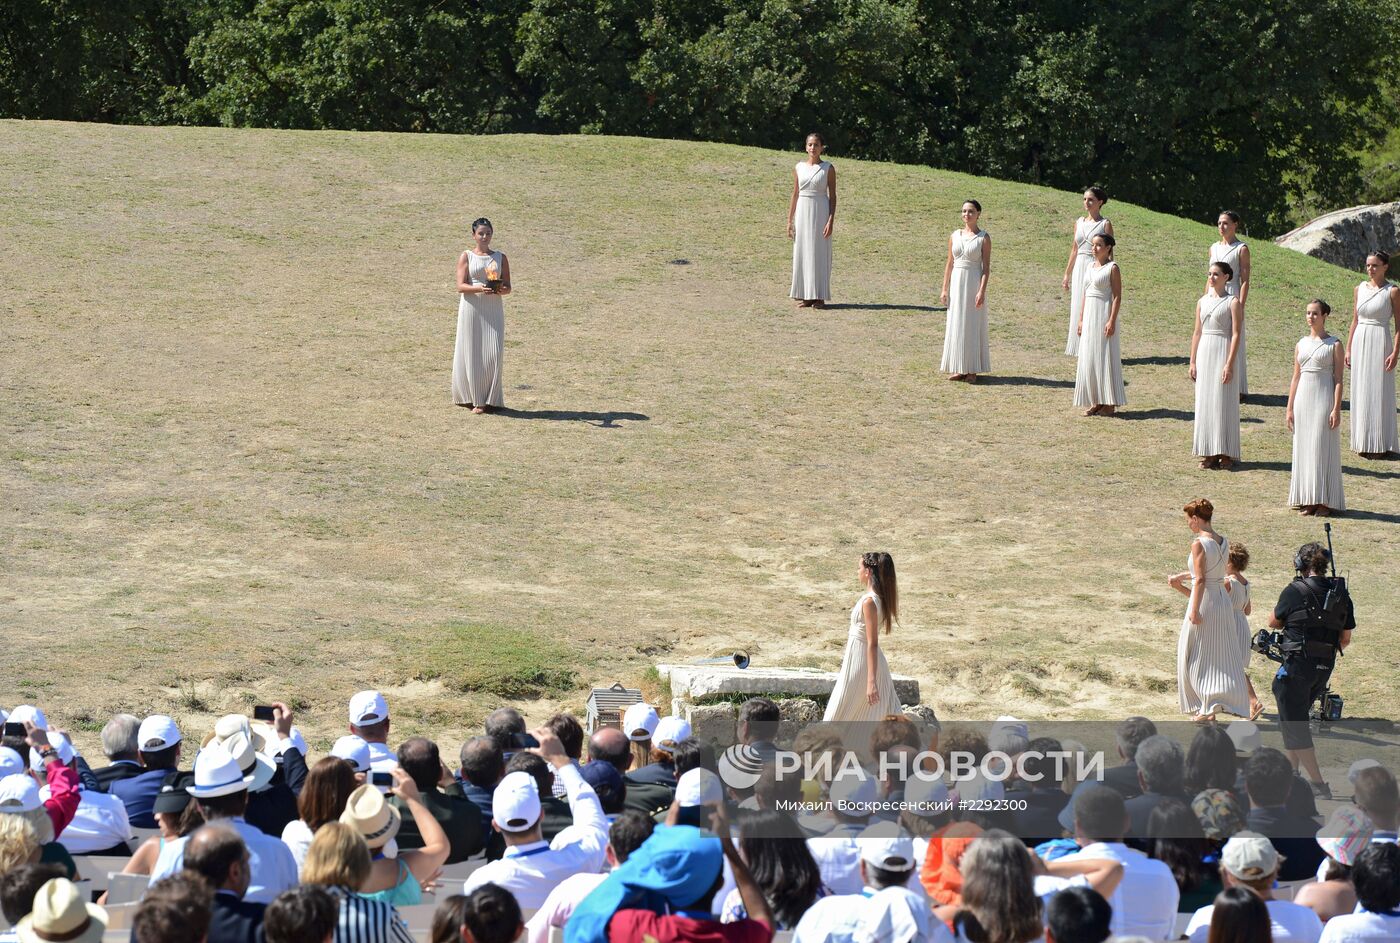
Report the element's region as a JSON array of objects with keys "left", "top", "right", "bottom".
[
  {"left": 1275, "top": 201, "right": 1400, "bottom": 271},
  {"left": 658, "top": 664, "right": 920, "bottom": 707},
  {"left": 683, "top": 702, "right": 736, "bottom": 746}
]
